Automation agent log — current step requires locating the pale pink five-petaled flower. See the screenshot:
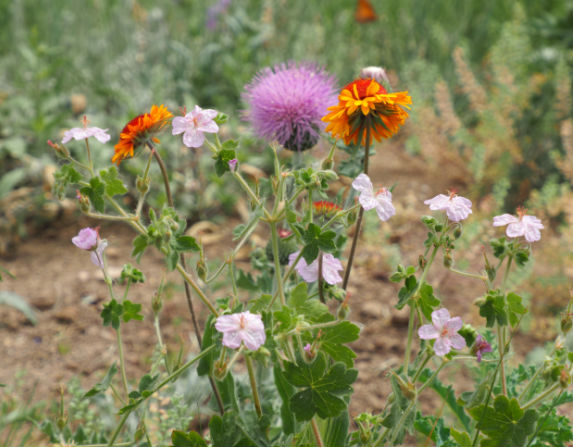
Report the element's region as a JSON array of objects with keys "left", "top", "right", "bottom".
[
  {"left": 492, "top": 208, "right": 543, "bottom": 243},
  {"left": 72, "top": 227, "right": 108, "bottom": 269},
  {"left": 288, "top": 251, "right": 343, "bottom": 285},
  {"left": 62, "top": 127, "right": 110, "bottom": 144},
  {"left": 172, "top": 105, "right": 219, "bottom": 148},
  {"left": 352, "top": 173, "right": 395, "bottom": 222},
  {"left": 418, "top": 308, "right": 466, "bottom": 356},
  {"left": 214, "top": 311, "right": 266, "bottom": 350},
  {"left": 424, "top": 192, "right": 472, "bottom": 222}
]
